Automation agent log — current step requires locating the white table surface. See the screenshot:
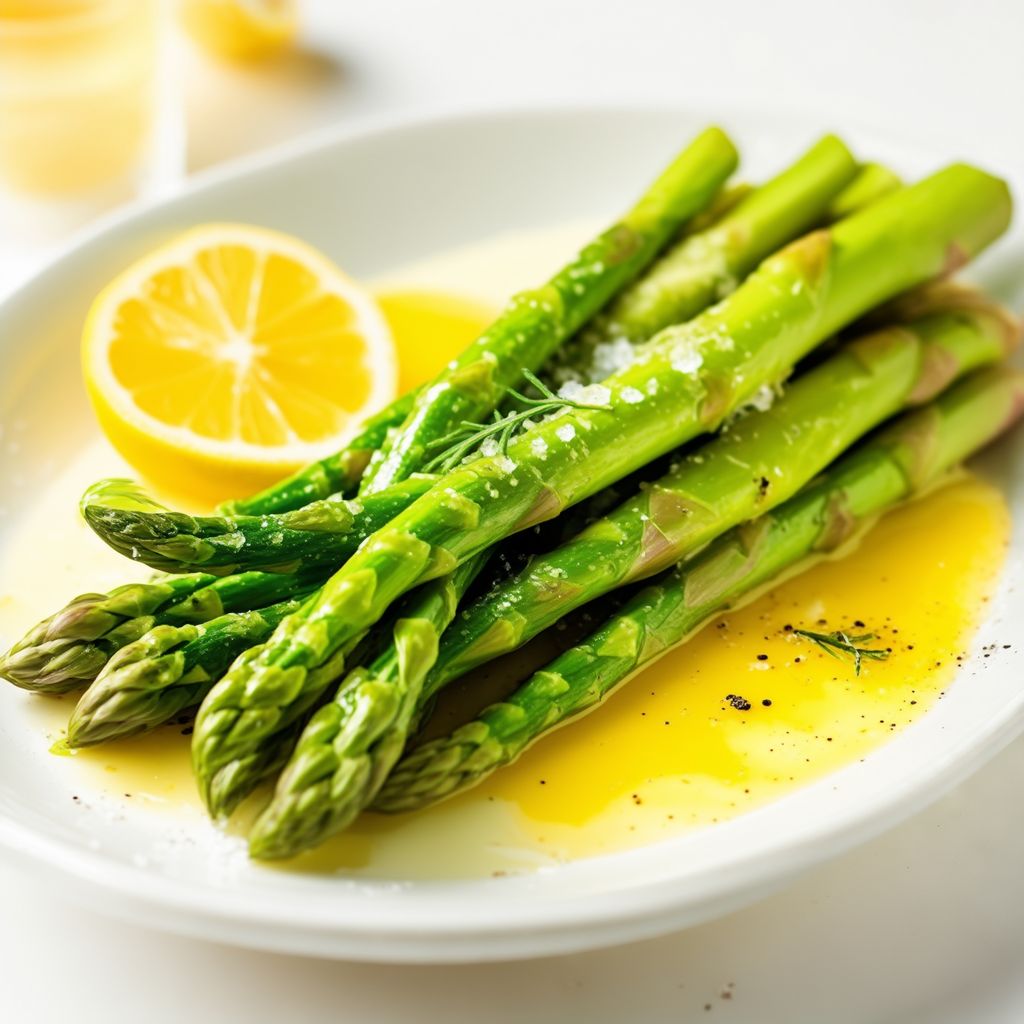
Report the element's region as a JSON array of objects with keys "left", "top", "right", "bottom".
[{"left": 2, "top": 1, "right": 1023, "bottom": 1020}]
